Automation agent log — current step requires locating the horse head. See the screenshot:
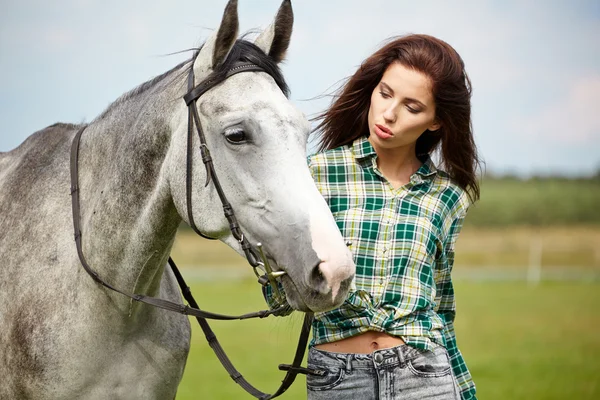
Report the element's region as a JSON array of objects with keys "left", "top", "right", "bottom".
[{"left": 168, "top": 0, "right": 355, "bottom": 312}]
